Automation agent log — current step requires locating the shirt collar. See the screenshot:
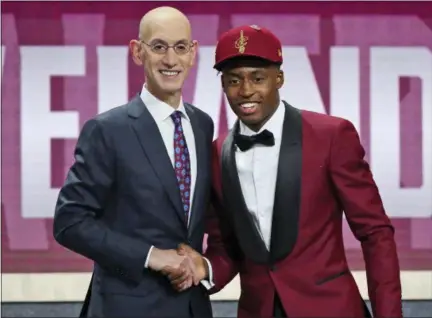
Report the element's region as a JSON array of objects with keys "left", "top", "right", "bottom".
[
  {"left": 239, "top": 101, "right": 285, "bottom": 139},
  {"left": 140, "top": 85, "right": 189, "bottom": 122}
]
